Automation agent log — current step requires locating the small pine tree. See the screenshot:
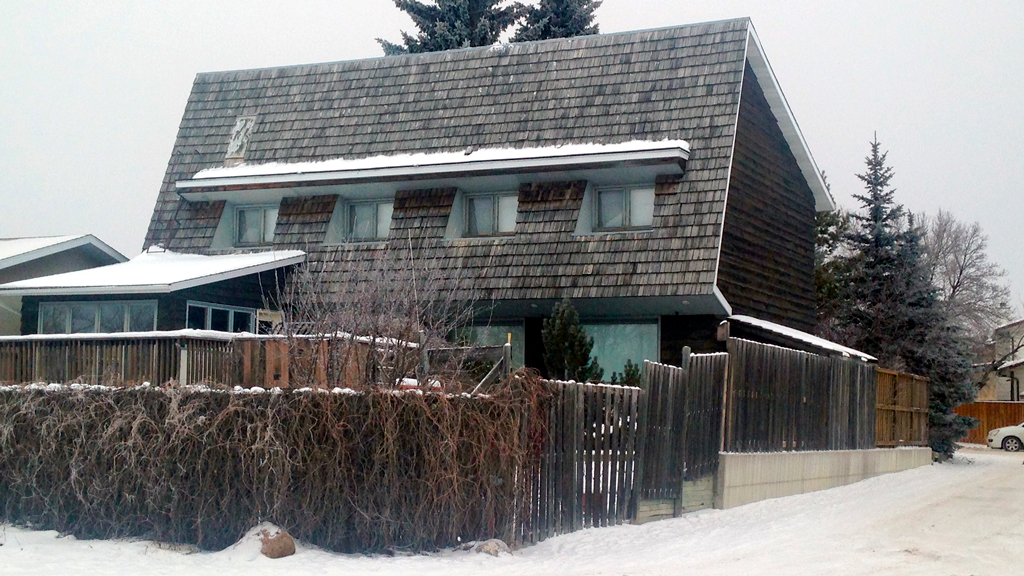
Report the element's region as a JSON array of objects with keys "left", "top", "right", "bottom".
[
  {"left": 610, "top": 359, "right": 641, "bottom": 387},
  {"left": 542, "top": 299, "right": 603, "bottom": 382},
  {"left": 378, "top": 0, "right": 523, "bottom": 55},
  {"left": 512, "top": 0, "right": 601, "bottom": 42}
]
